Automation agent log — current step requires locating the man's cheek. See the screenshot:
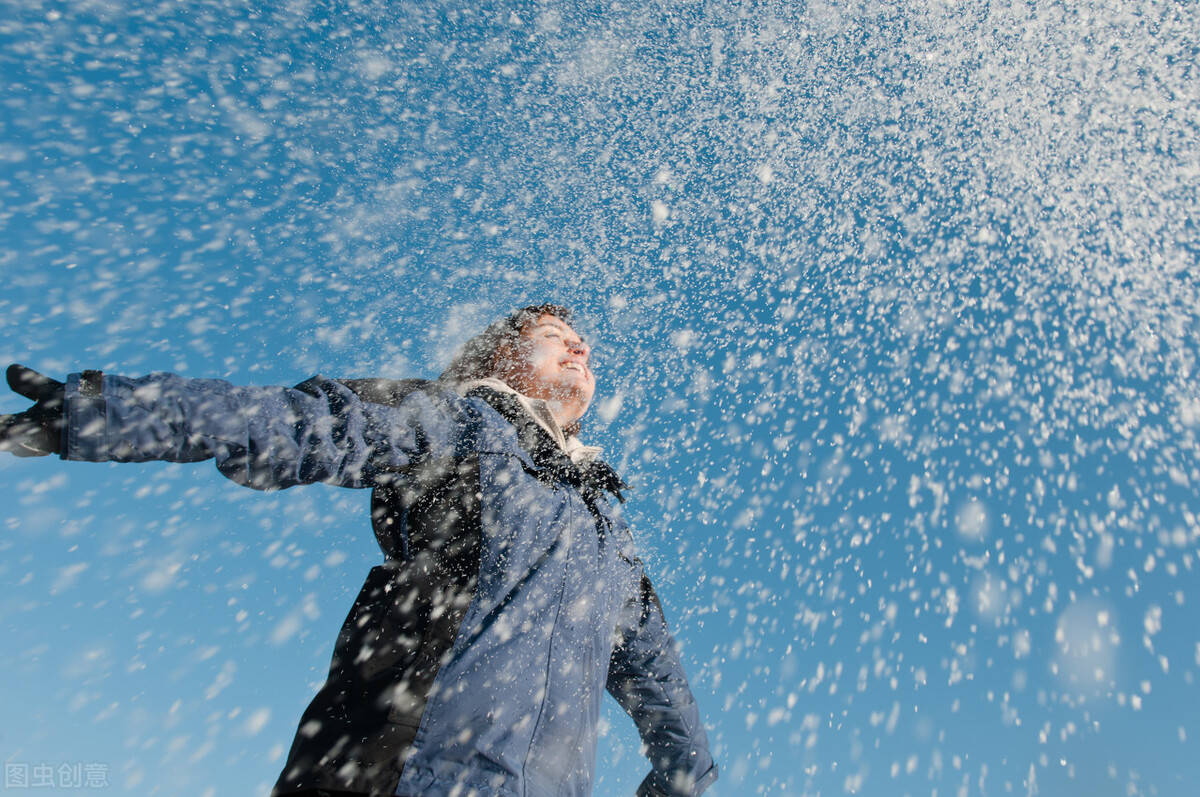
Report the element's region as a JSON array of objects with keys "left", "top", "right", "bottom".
[{"left": 526, "top": 348, "right": 556, "bottom": 371}]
